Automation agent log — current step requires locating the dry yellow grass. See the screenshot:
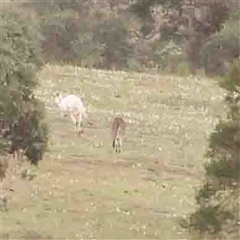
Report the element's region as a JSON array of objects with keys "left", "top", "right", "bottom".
[{"left": 1, "top": 65, "right": 225, "bottom": 239}]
